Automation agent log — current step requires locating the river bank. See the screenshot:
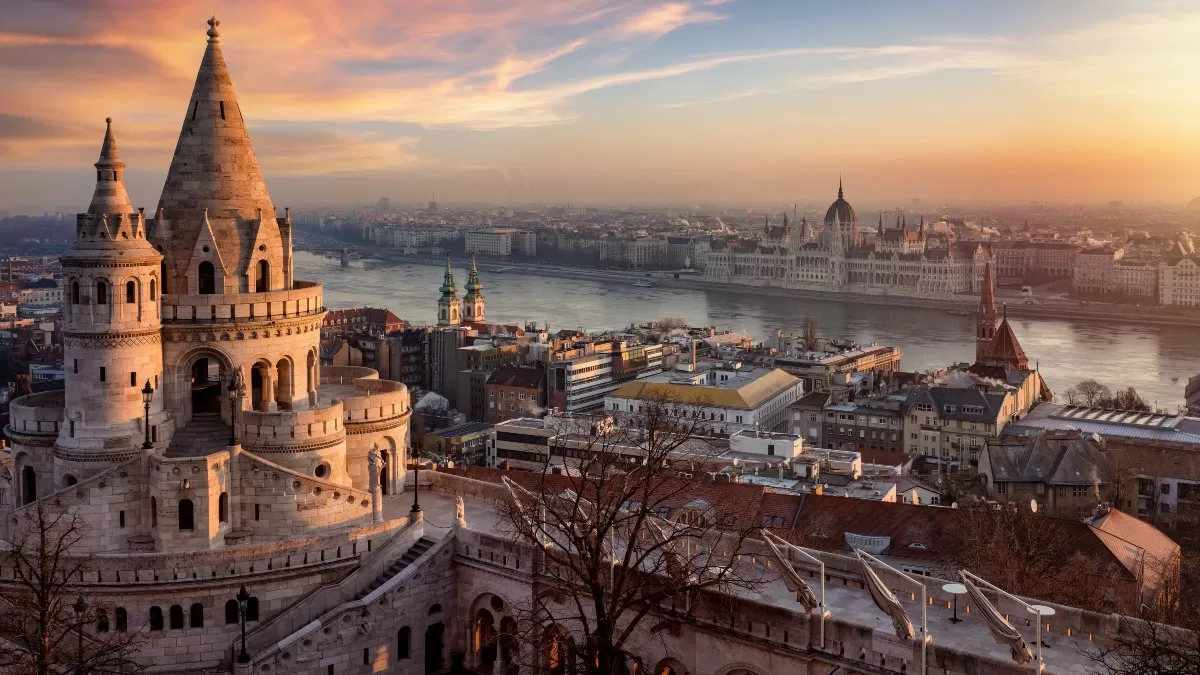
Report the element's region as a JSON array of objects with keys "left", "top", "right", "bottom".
[{"left": 330, "top": 250, "right": 1200, "bottom": 329}]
